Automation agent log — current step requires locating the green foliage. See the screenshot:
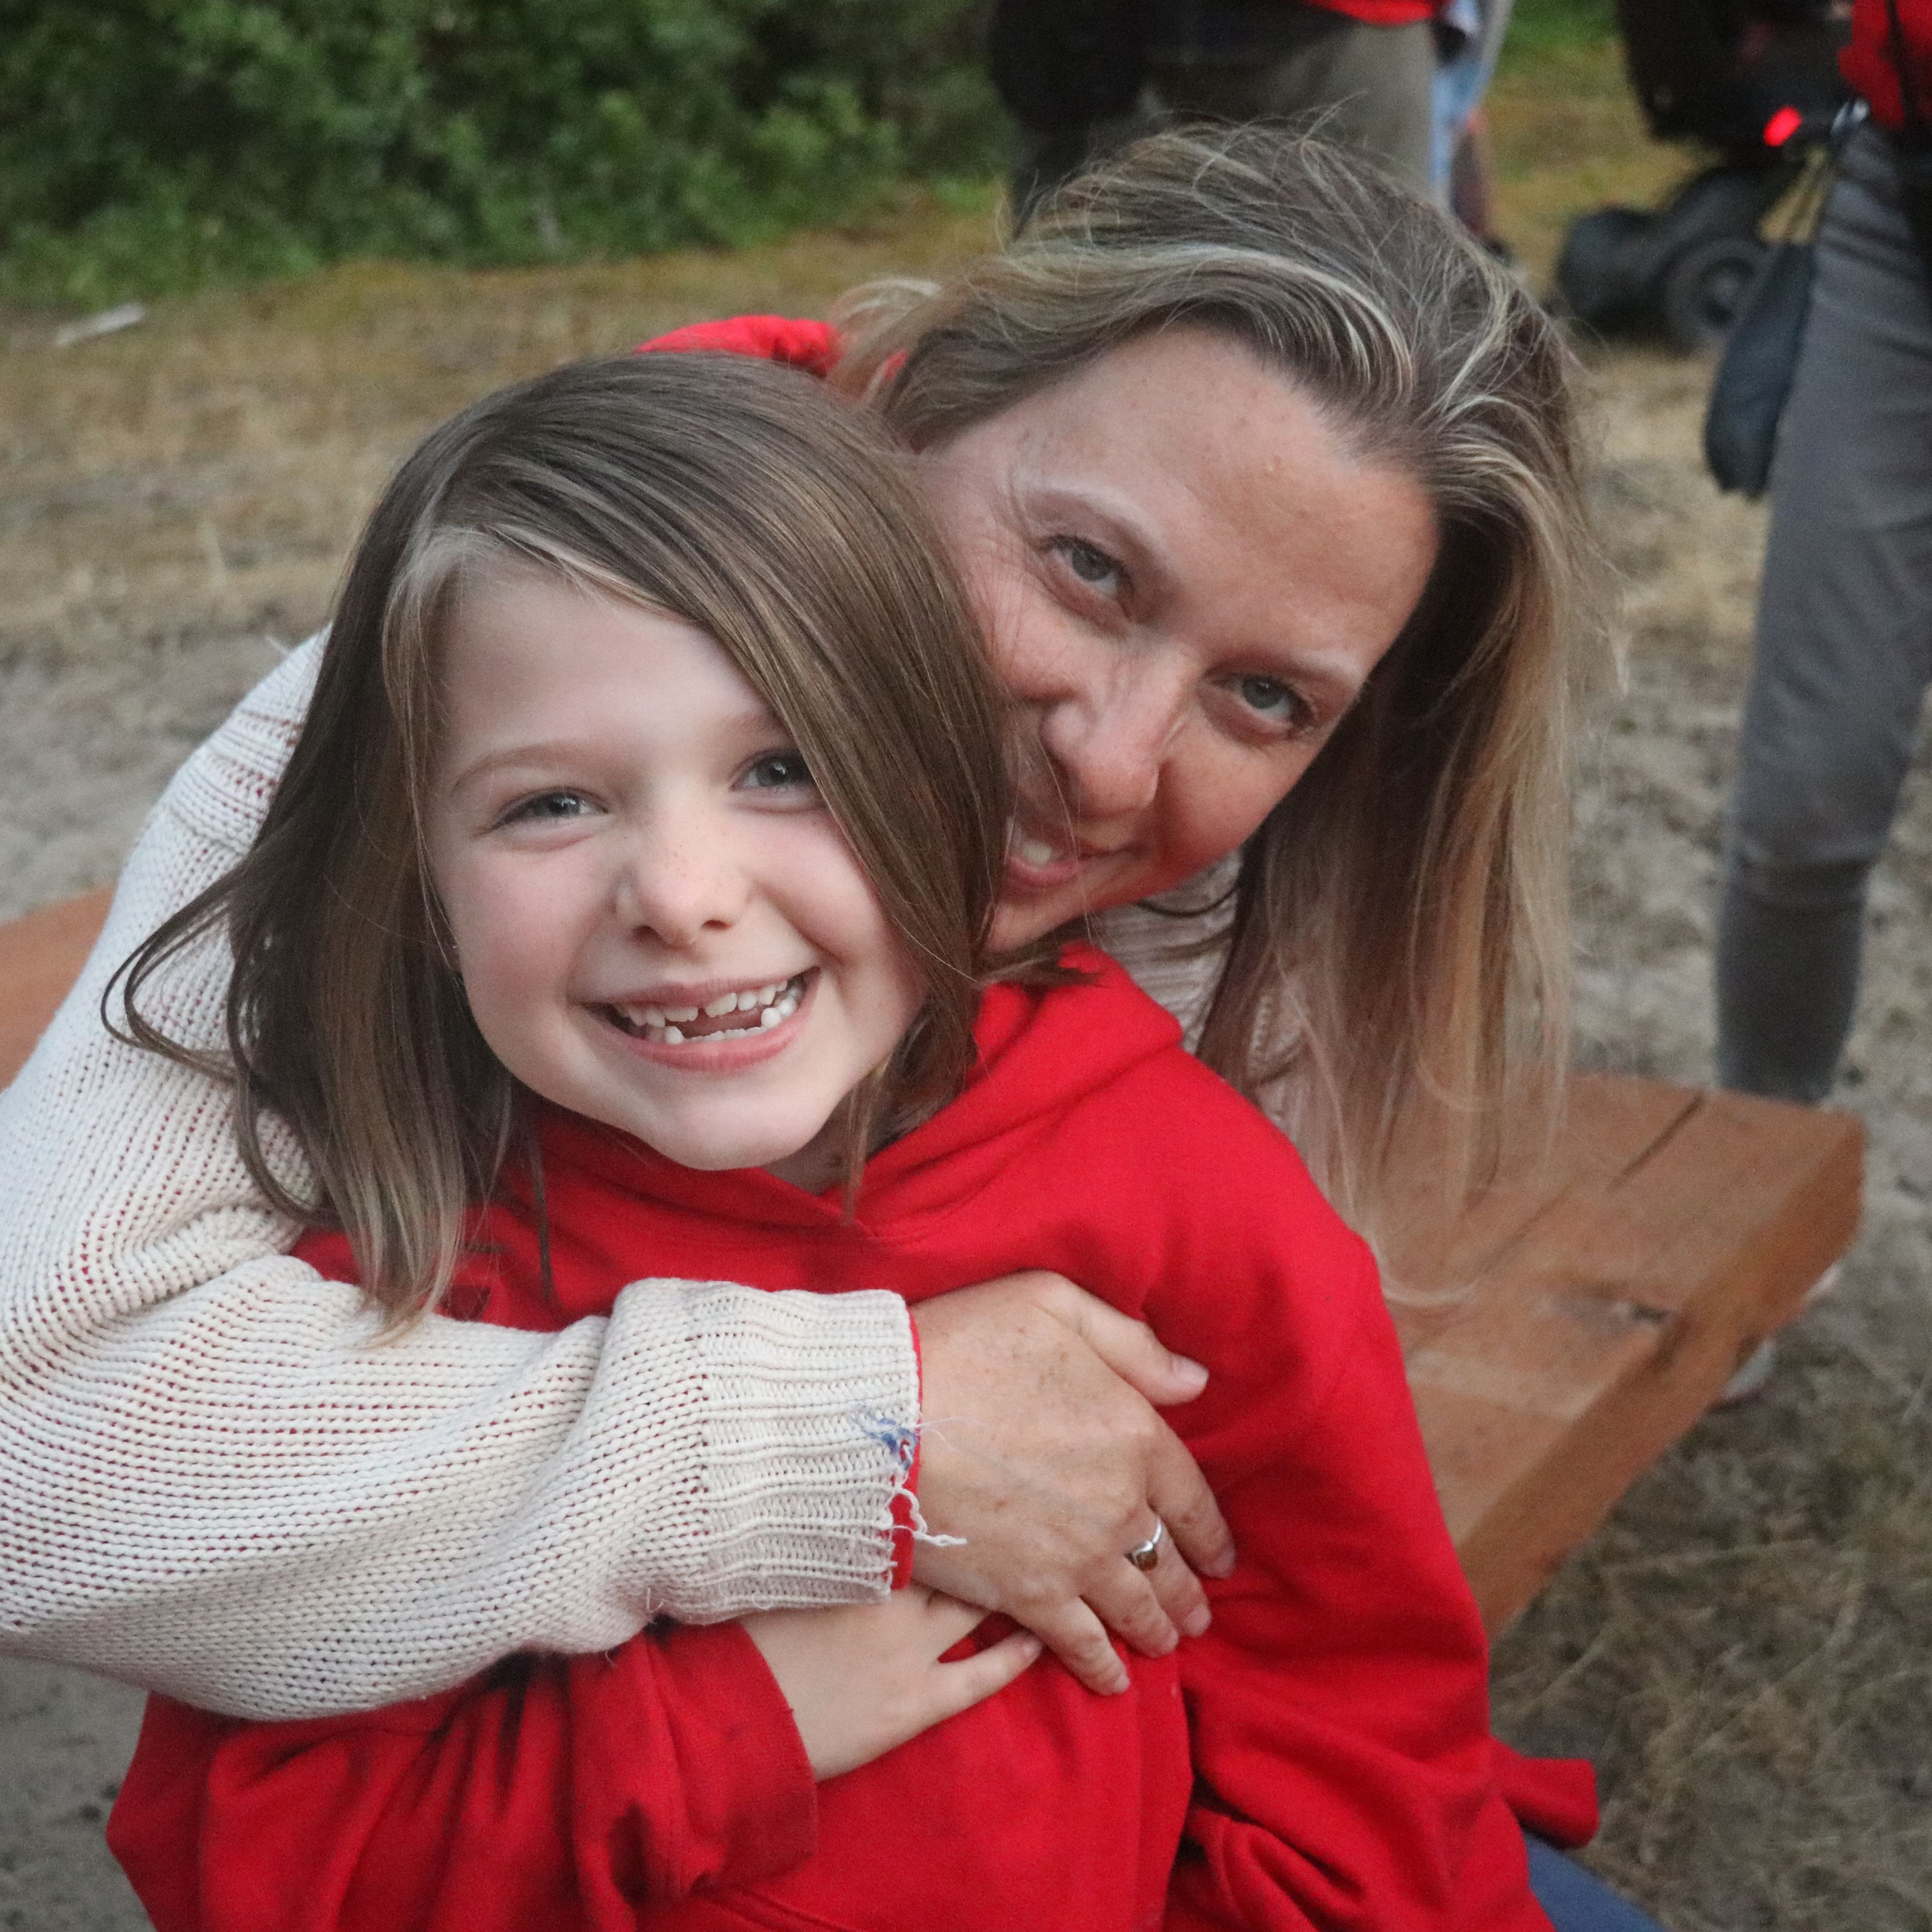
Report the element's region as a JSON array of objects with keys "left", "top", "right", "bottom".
[
  {"left": 0, "top": 0, "right": 1005, "bottom": 303},
  {"left": 1499, "top": 0, "right": 1619, "bottom": 63}
]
